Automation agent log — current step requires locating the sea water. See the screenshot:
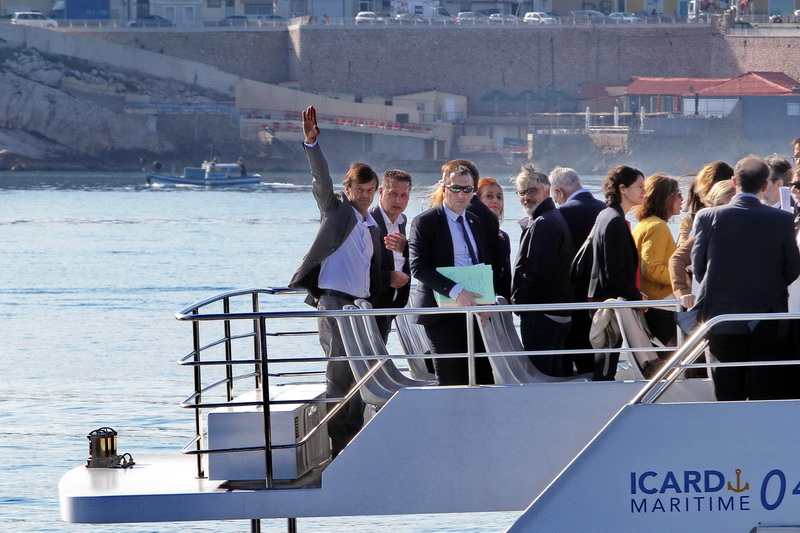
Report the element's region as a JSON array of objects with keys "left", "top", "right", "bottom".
[{"left": 0, "top": 169, "right": 627, "bottom": 532}]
